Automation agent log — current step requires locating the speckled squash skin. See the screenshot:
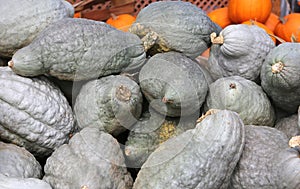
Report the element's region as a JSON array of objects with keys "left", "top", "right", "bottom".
[
  {"left": 43, "top": 127, "right": 133, "bottom": 189},
  {"left": 74, "top": 75, "right": 143, "bottom": 136},
  {"left": 133, "top": 110, "right": 245, "bottom": 189},
  {"left": 0, "top": 0, "right": 74, "bottom": 57},
  {"left": 0, "top": 142, "right": 42, "bottom": 178},
  {"left": 9, "top": 18, "right": 146, "bottom": 81},
  {"left": 129, "top": 1, "right": 221, "bottom": 58},
  {"left": 261, "top": 42, "right": 300, "bottom": 113},
  {"left": 208, "top": 24, "right": 275, "bottom": 81},
  {"left": 0, "top": 174, "right": 52, "bottom": 189},
  {"left": 0, "top": 67, "right": 75, "bottom": 158},
  {"left": 205, "top": 76, "right": 275, "bottom": 126},
  {"left": 124, "top": 109, "right": 197, "bottom": 168},
  {"left": 139, "top": 52, "right": 208, "bottom": 117},
  {"left": 230, "top": 125, "right": 288, "bottom": 189},
  {"left": 275, "top": 114, "right": 300, "bottom": 139}
]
